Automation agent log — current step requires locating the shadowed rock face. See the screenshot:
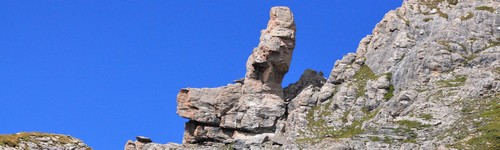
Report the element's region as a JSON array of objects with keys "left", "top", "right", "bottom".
[{"left": 175, "top": 6, "right": 296, "bottom": 144}]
